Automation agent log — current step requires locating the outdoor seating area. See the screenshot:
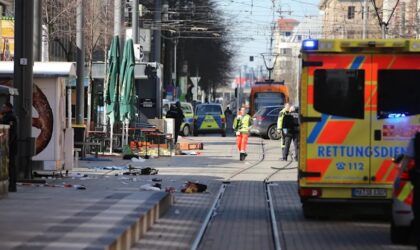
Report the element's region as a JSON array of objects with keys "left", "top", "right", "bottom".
[{"left": 74, "top": 123, "right": 174, "bottom": 160}]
